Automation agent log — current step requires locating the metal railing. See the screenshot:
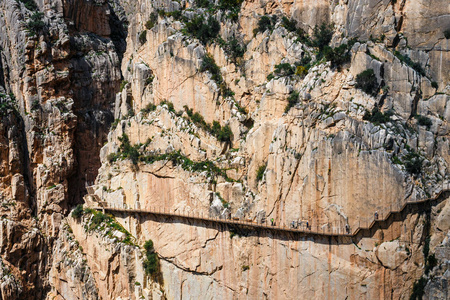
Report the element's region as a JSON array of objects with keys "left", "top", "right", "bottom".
[{"left": 86, "top": 183, "right": 449, "bottom": 237}]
